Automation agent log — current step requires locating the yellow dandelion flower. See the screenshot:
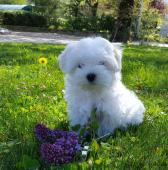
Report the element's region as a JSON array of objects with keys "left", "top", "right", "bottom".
[{"left": 39, "top": 57, "right": 48, "bottom": 64}]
